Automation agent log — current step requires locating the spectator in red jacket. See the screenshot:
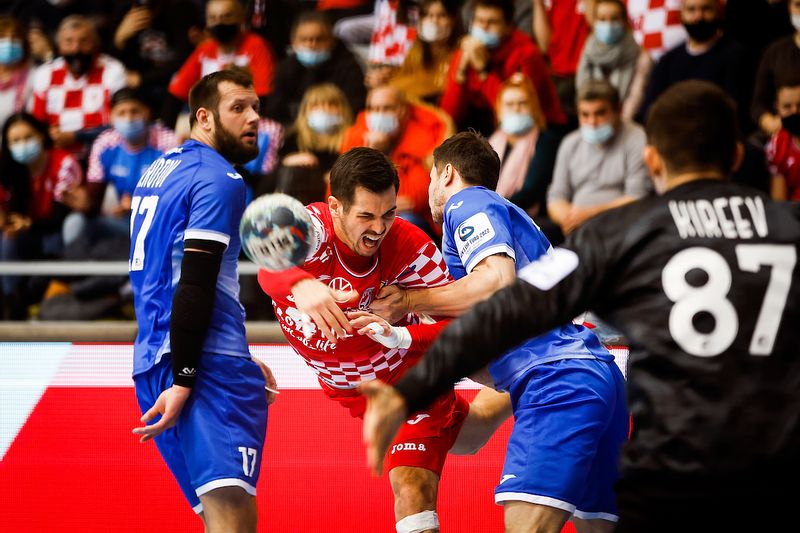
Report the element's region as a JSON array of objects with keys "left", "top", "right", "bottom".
[
  {"left": 440, "top": 0, "right": 565, "bottom": 136},
  {"left": 164, "top": 0, "right": 275, "bottom": 126},
  {"left": 341, "top": 85, "right": 452, "bottom": 235}
]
